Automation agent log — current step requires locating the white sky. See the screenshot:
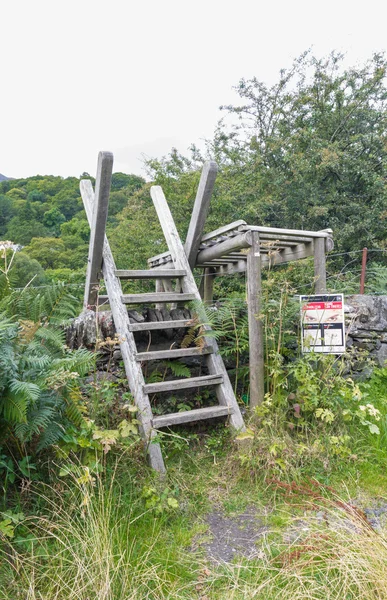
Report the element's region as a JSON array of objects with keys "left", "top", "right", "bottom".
[{"left": 1, "top": 0, "right": 386, "bottom": 180}]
